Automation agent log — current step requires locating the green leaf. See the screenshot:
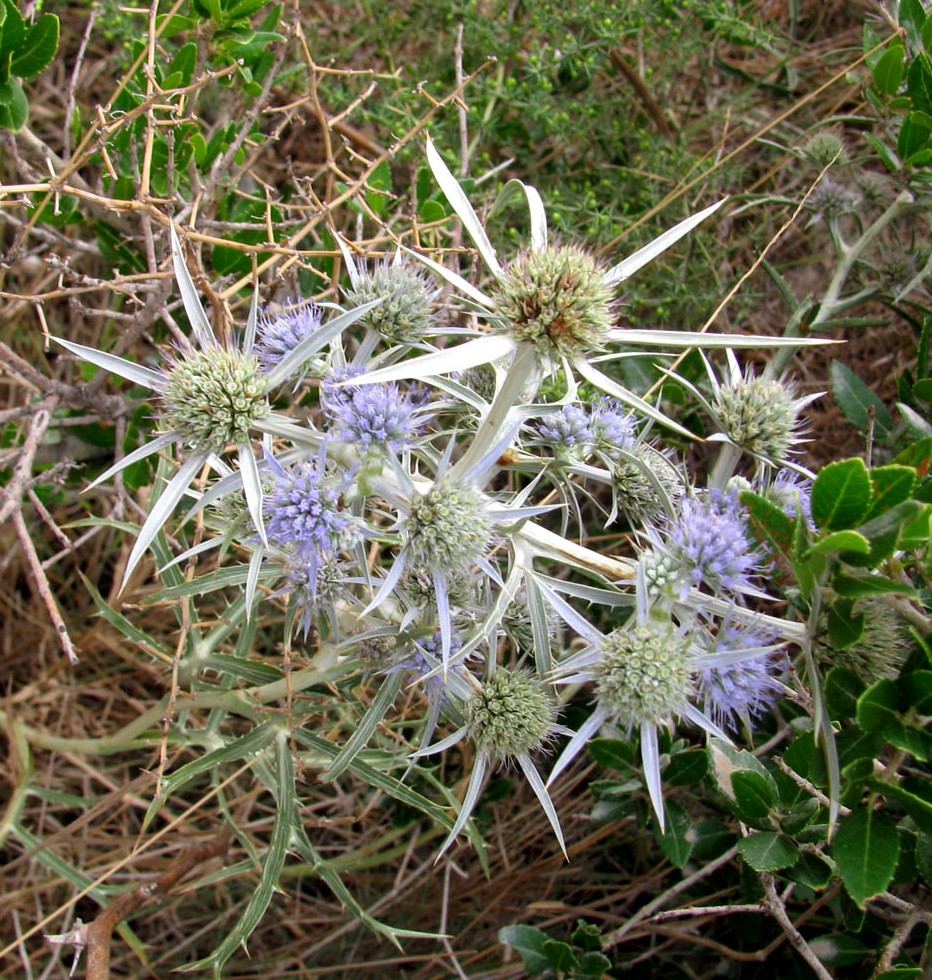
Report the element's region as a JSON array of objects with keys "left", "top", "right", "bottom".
[
  {"left": 833, "top": 572, "right": 918, "bottom": 599},
  {"left": 731, "top": 770, "right": 777, "bottom": 828},
  {"left": 901, "top": 0, "right": 928, "bottom": 52},
  {"left": 737, "top": 832, "right": 799, "bottom": 871},
  {"left": 543, "top": 940, "right": 578, "bottom": 973},
  {"left": 857, "top": 678, "right": 900, "bottom": 732},
  {"left": 865, "top": 465, "right": 918, "bottom": 521},
  {"left": 571, "top": 920, "right": 603, "bottom": 952},
  {"left": 664, "top": 748, "right": 708, "bottom": 786},
  {"left": 785, "top": 851, "right": 834, "bottom": 890},
  {"left": 0, "top": 0, "right": 26, "bottom": 75},
  {"left": 806, "top": 530, "right": 870, "bottom": 558},
  {"left": 899, "top": 112, "right": 932, "bottom": 161},
  {"left": 11, "top": 13, "right": 58, "bottom": 78},
  {"left": 0, "top": 76, "right": 27, "bottom": 130},
  {"left": 741, "top": 490, "right": 795, "bottom": 559},
  {"left": 808, "top": 934, "right": 871, "bottom": 968},
  {"left": 903, "top": 670, "right": 932, "bottom": 712},
  {"left": 588, "top": 737, "right": 634, "bottom": 771},
  {"left": 168, "top": 41, "right": 197, "bottom": 85},
  {"left": 825, "top": 667, "right": 865, "bottom": 719},
  {"left": 893, "top": 435, "right": 932, "bottom": 473},
  {"left": 868, "top": 778, "right": 932, "bottom": 823},
  {"left": 873, "top": 43, "right": 905, "bottom": 94},
  {"left": 576, "top": 951, "right": 613, "bottom": 978},
  {"left": 811, "top": 458, "right": 872, "bottom": 531},
  {"left": 832, "top": 806, "right": 900, "bottom": 907},
  {"left": 907, "top": 50, "right": 932, "bottom": 113},
  {"left": 499, "top": 924, "right": 551, "bottom": 974},
  {"left": 830, "top": 361, "right": 894, "bottom": 437},
  {"left": 654, "top": 799, "right": 693, "bottom": 868}
]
